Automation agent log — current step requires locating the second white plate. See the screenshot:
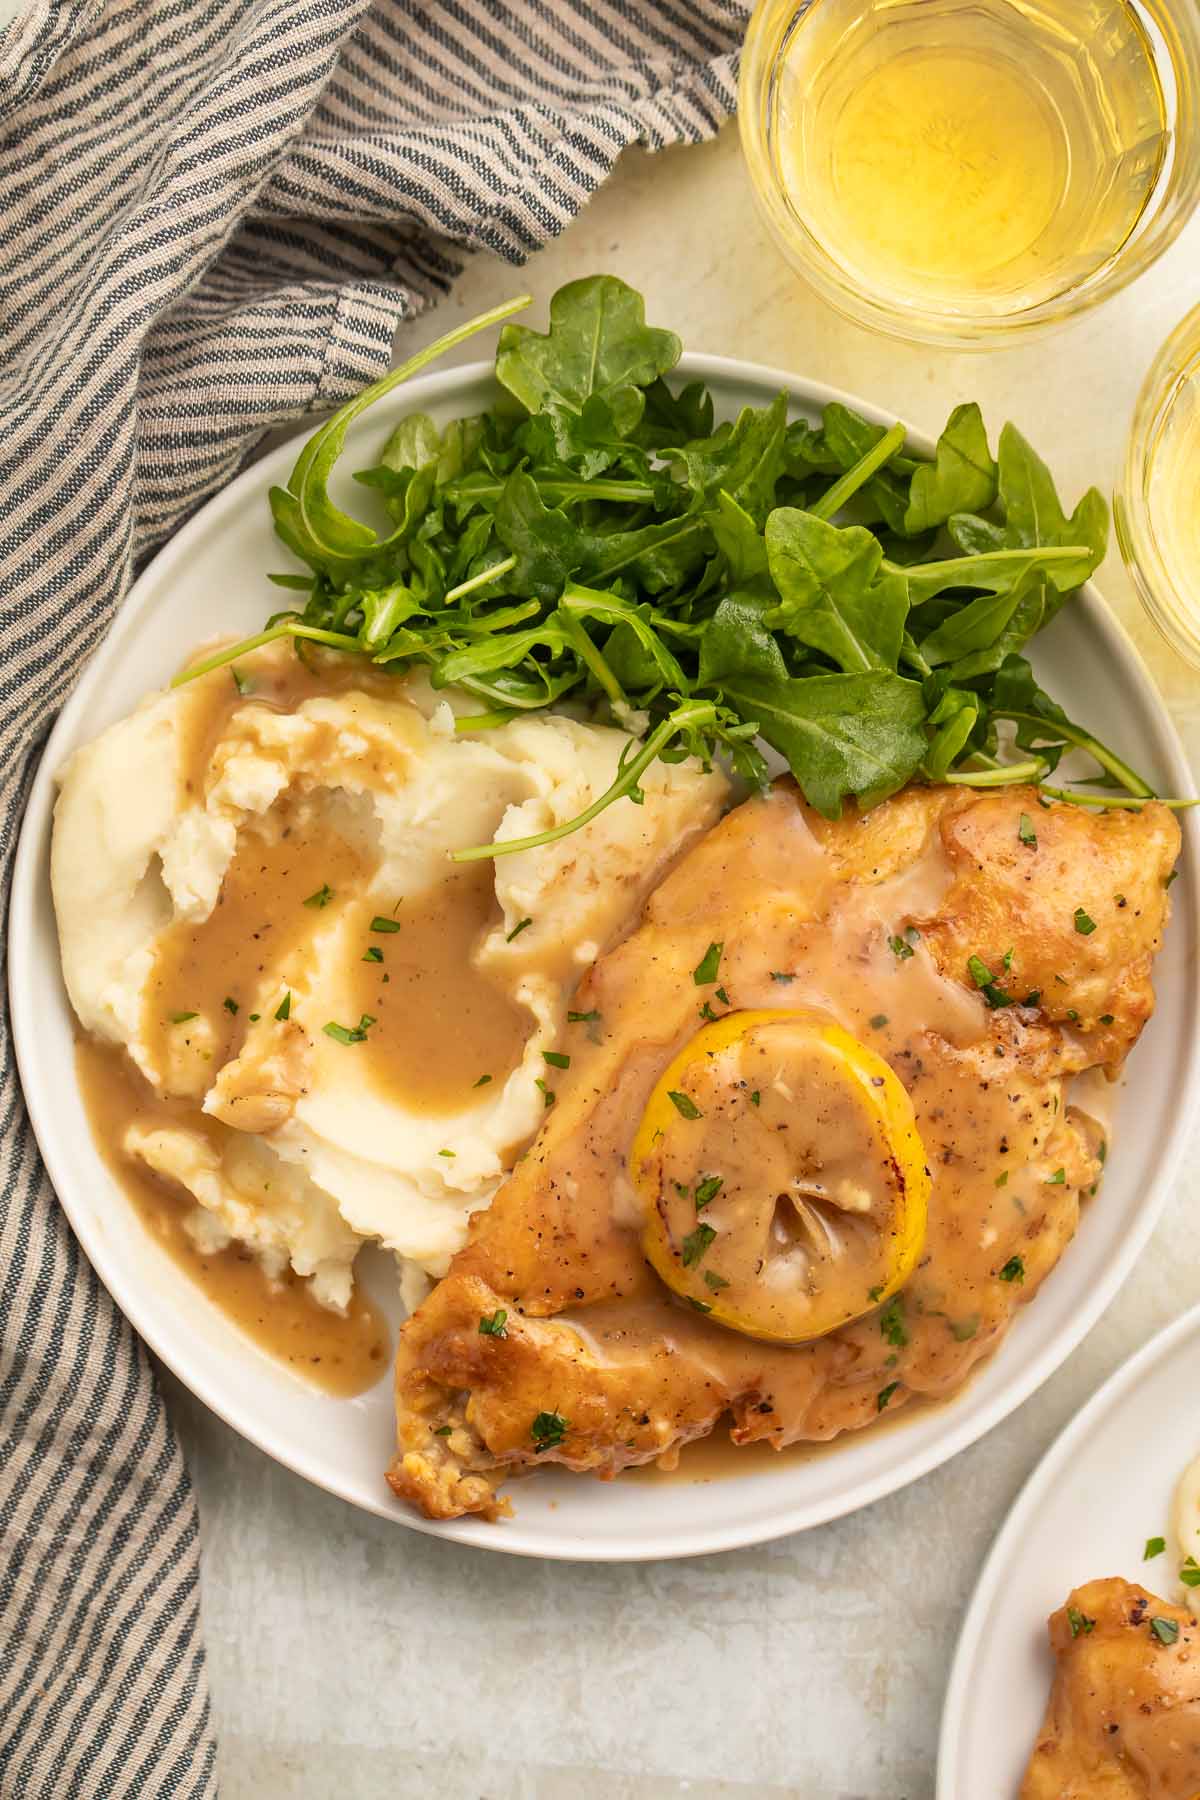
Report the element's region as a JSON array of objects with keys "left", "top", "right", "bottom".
[{"left": 938, "top": 1301, "right": 1200, "bottom": 1796}]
